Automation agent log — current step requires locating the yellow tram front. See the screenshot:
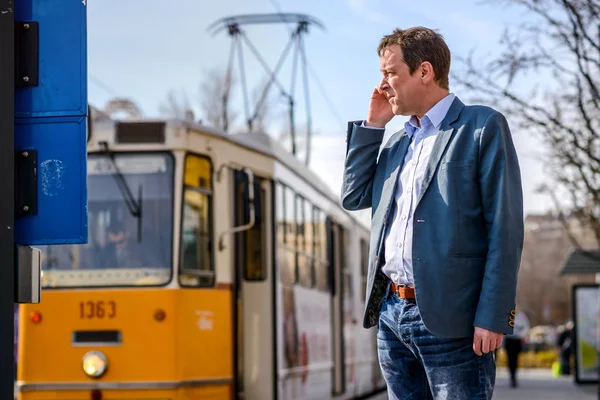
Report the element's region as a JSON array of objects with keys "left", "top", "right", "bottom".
[{"left": 17, "top": 148, "right": 234, "bottom": 400}]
